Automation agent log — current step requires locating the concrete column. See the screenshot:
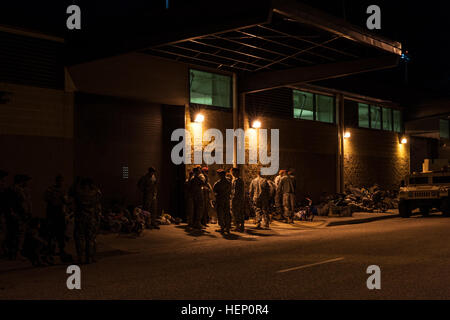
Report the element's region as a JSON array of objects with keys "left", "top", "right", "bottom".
[
  {"left": 336, "top": 93, "right": 345, "bottom": 193},
  {"left": 233, "top": 73, "right": 238, "bottom": 167}
]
